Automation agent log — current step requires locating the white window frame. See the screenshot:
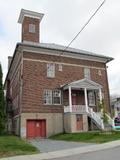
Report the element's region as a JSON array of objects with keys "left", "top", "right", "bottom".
[
  {"left": 98, "top": 70, "right": 102, "bottom": 76},
  {"left": 43, "top": 90, "right": 52, "bottom": 105},
  {"left": 88, "top": 91, "right": 95, "bottom": 106},
  {"left": 58, "top": 64, "right": 63, "bottom": 71},
  {"left": 29, "top": 24, "right": 35, "bottom": 33},
  {"left": 53, "top": 90, "right": 61, "bottom": 105},
  {"left": 47, "top": 63, "right": 55, "bottom": 78},
  {"left": 84, "top": 68, "right": 91, "bottom": 79},
  {"left": 43, "top": 89, "right": 61, "bottom": 105}
]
